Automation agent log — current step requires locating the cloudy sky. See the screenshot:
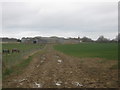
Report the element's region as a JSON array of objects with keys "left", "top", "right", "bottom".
[{"left": 0, "top": 1, "right": 118, "bottom": 40}]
